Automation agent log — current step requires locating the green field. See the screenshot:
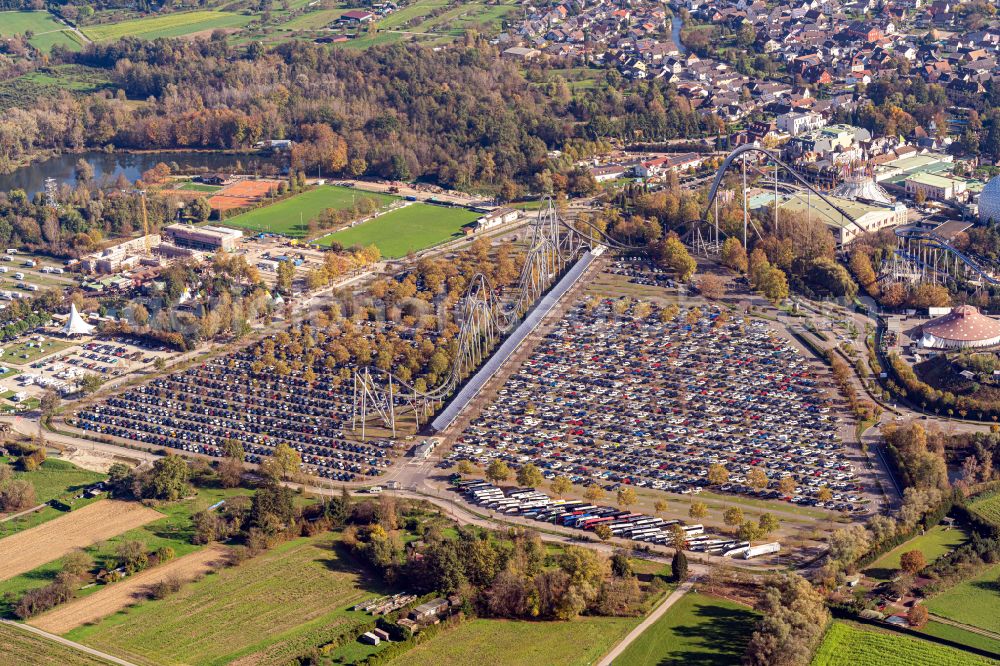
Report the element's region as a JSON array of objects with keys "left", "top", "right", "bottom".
[
  {"left": 317, "top": 203, "right": 478, "bottom": 257},
  {"left": 395, "top": 616, "right": 641, "bottom": 666},
  {"left": 83, "top": 10, "right": 253, "bottom": 42},
  {"left": 0, "top": 338, "right": 73, "bottom": 366},
  {"left": 14, "top": 66, "right": 111, "bottom": 94},
  {"left": 2, "top": 456, "right": 105, "bottom": 508},
  {"left": 221, "top": 185, "right": 398, "bottom": 238},
  {"left": 0, "top": 622, "right": 114, "bottom": 665},
  {"left": 67, "top": 533, "right": 391, "bottom": 665},
  {"left": 177, "top": 182, "right": 221, "bottom": 193},
  {"left": 0, "top": 11, "right": 83, "bottom": 52},
  {"left": 969, "top": 491, "right": 1000, "bottom": 527},
  {"left": 616, "top": 592, "right": 759, "bottom": 666},
  {"left": 812, "top": 621, "right": 995, "bottom": 666},
  {"left": 927, "top": 563, "right": 1000, "bottom": 635},
  {"left": 865, "top": 525, "right": 969, "bottom": 581},
  {"left": 923, "top": 621, "right": 1000, "bottom": 657}
]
